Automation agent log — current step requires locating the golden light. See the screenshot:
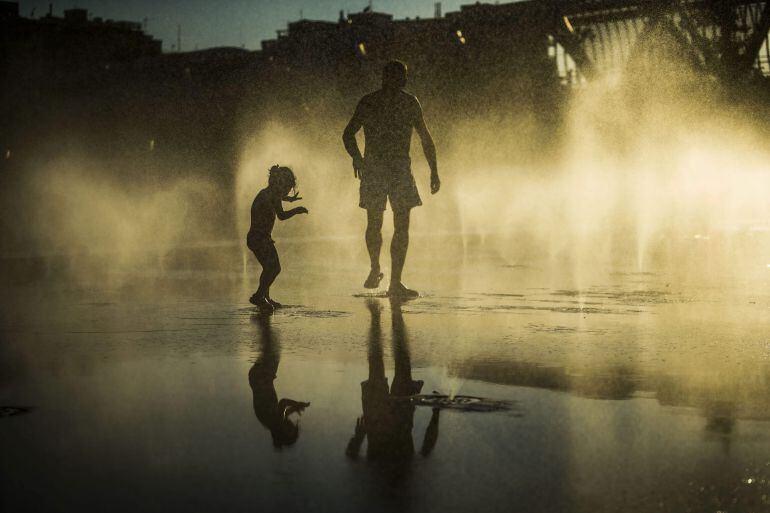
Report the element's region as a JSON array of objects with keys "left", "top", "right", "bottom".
[
  {"left": 563, "top": 15, "right": 574, "bottom": 33},
  {"left": 357, "top": 42, "right": 366, "bottom": 55}
]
